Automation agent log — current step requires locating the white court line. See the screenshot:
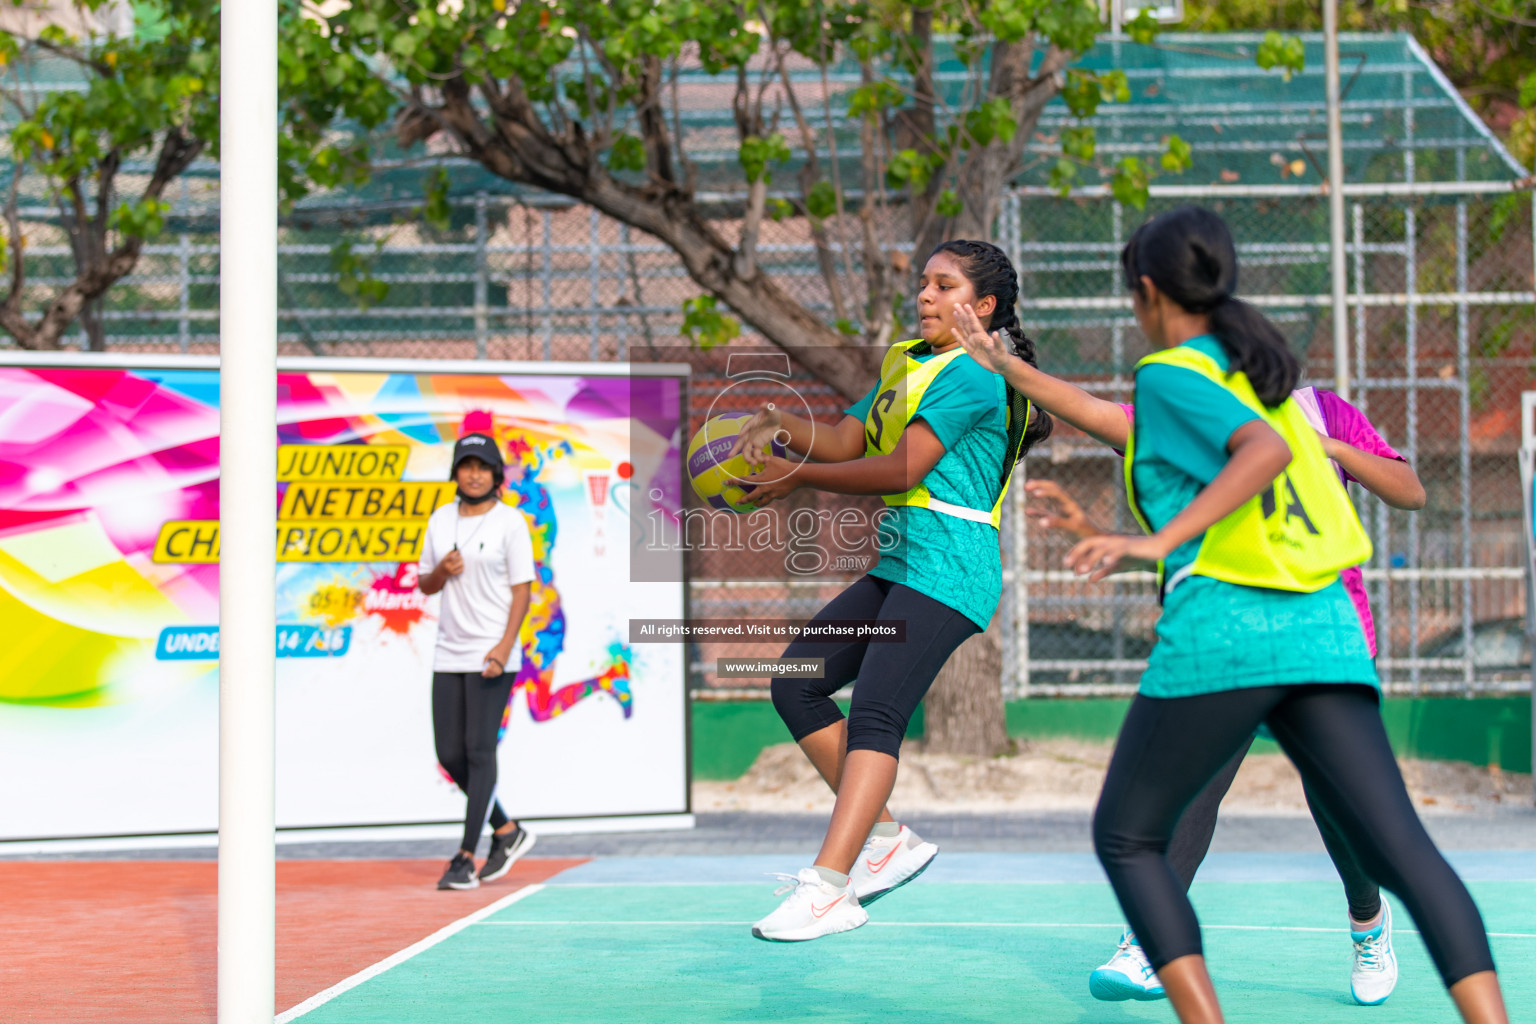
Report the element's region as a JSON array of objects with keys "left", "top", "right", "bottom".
[
  {"left": 477, "top": 920, "right": 1536, "bottom": 939},
  {"left": 275, "top": 884, "right": 546, "bottom": 1023},
  {"left": 547, "top": 879, "right": 1112, "bottom": 888}
]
